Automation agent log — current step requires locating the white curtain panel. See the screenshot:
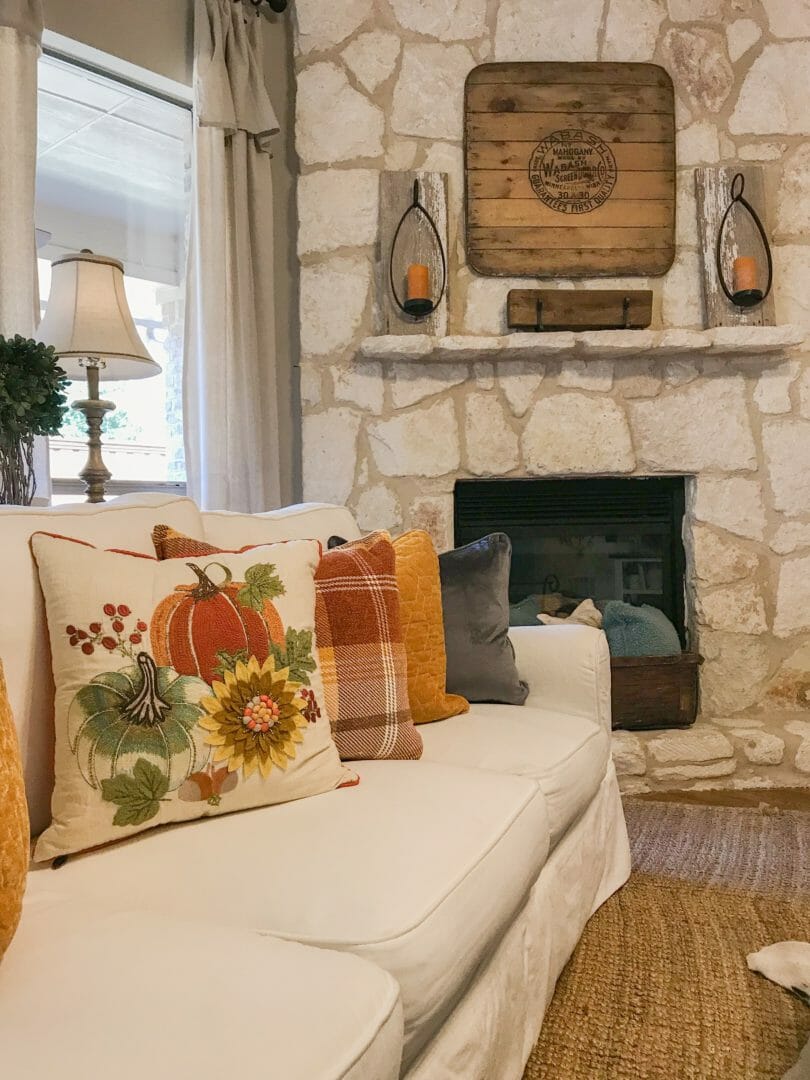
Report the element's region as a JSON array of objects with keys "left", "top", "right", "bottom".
[
  {"left": 184, "top": 0, "right": 281, "bottom": 513},
  {"left": 0, "top": 0, "right": 43, "bottom": 338},
  {"left": 0, "top": 1, "right": 51, "bottom": 504}
]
